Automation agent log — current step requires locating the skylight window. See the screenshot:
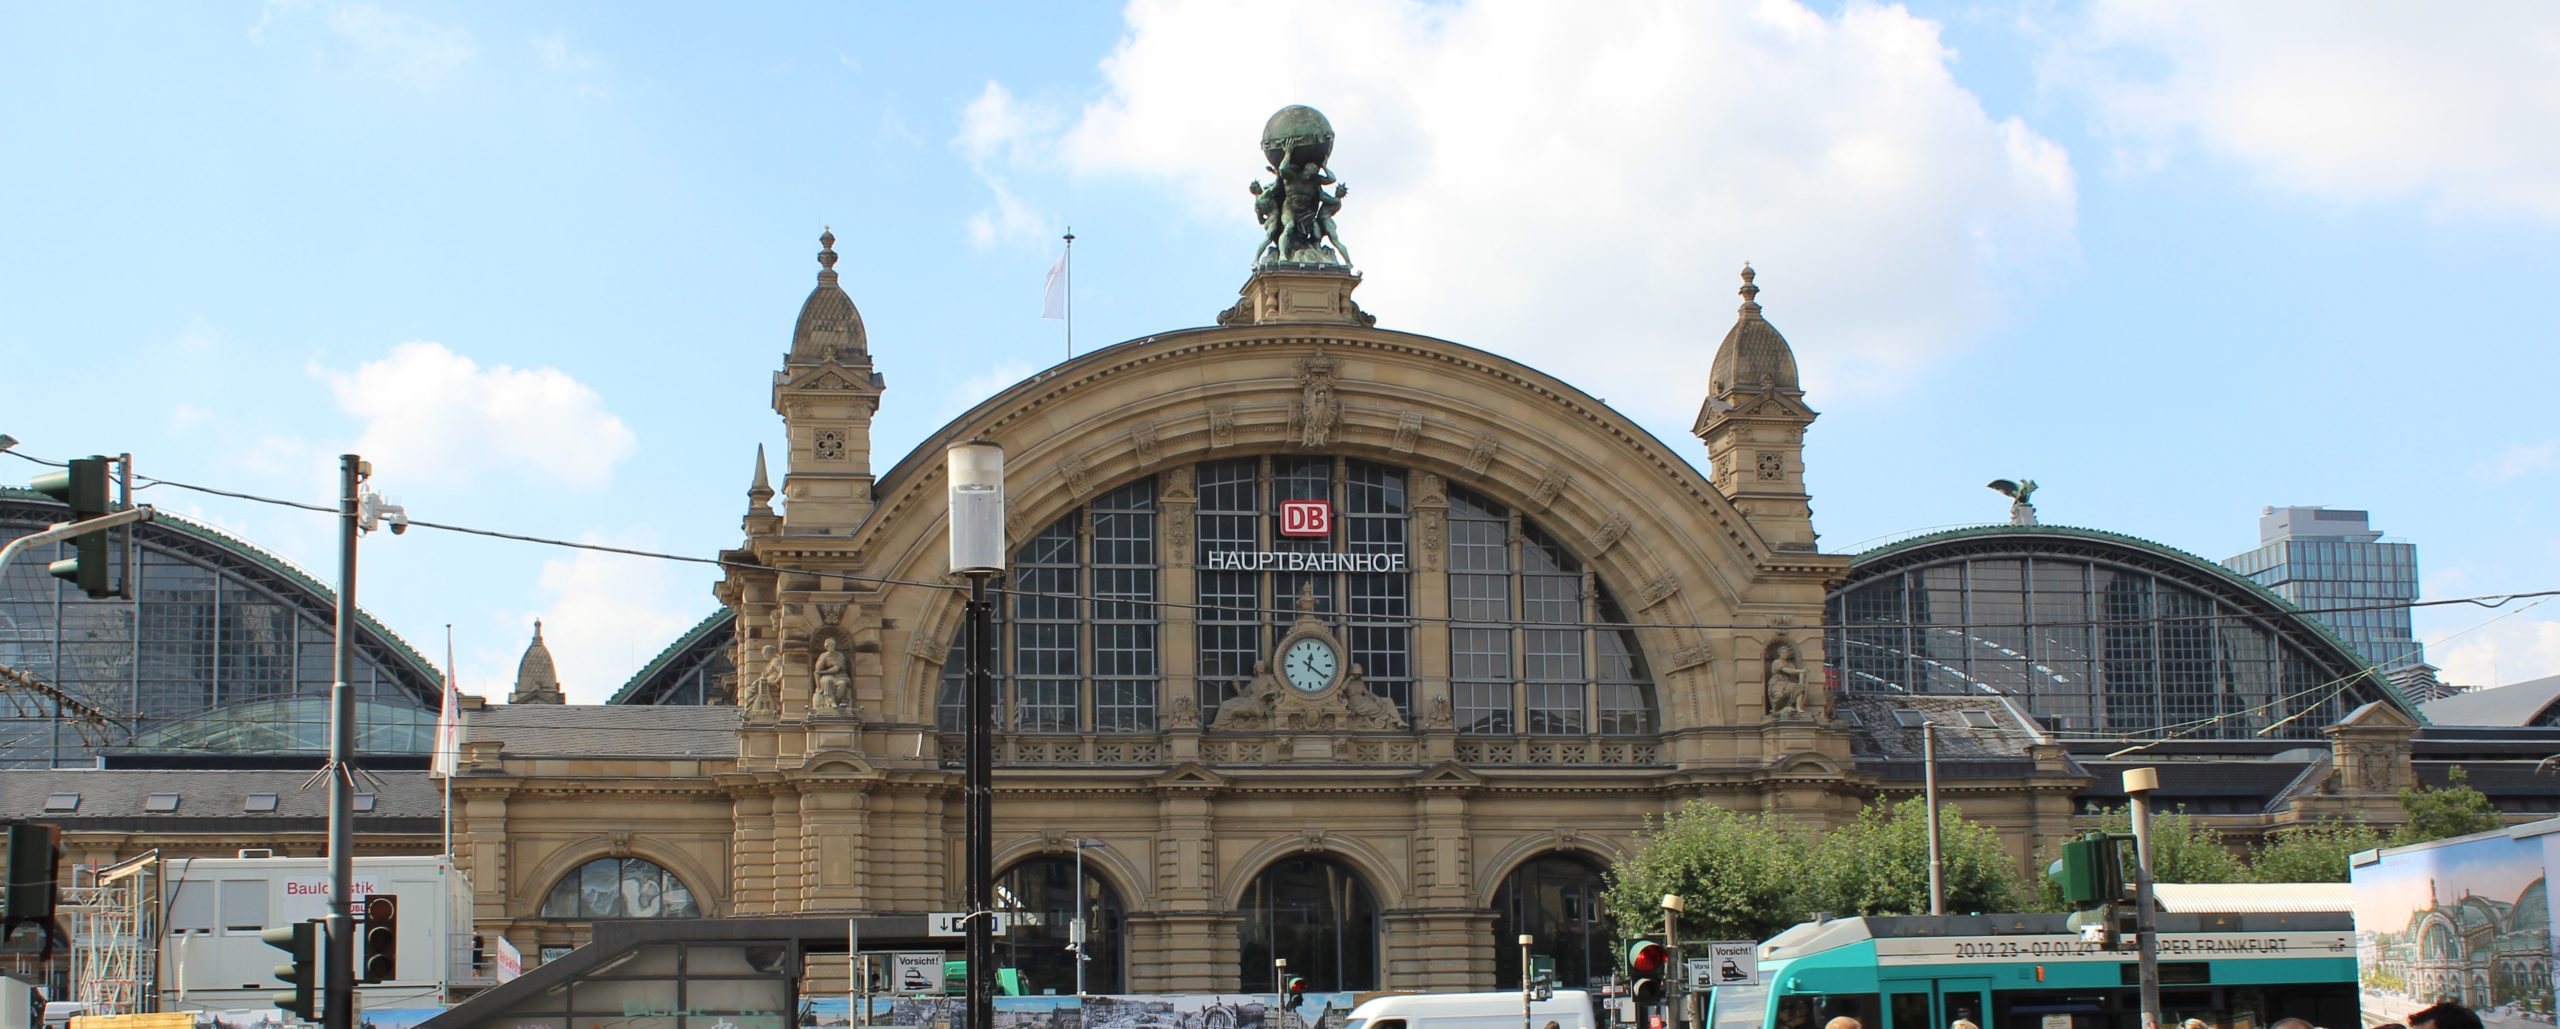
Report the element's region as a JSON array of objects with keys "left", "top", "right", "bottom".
[
  {"left": 353, "top": 793, "right": 378, "bottom": 813},
  {"left": 144, "top": 793, "right": 180, "bottom": 813},
  {"left": 243, "top": 793, "right": 280, "bottom": 813},
  {"left": 1890, "top": 709, "right": 1928, "bottom": 728},
  {"left": 43, "top": 793, "right": 79, "bottom": 812},
  {"left": 1960, "top": 709, "right": 1998, "bottom": 729}
]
